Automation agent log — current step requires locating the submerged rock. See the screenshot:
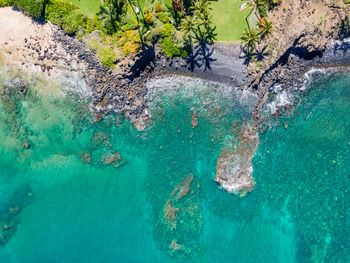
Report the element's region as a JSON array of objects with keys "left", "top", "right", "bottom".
[
  {"left": 156, "top": 174, "right": 202, "bottom": 257},
  {"left": 79, "top": 152, "right": 91, "bottom": 163},
  {"left": 215, "top": 123, "right": 259, "bottom": 197},
  {"left": 259, "top": 126, "right": 266, "bottom": 134},
  {"left": 101, "top": 151, "right": 125, "bottom": 168},
  {"left": 191, "top": 111, "right": 198, "bottom": 128},
  {"left": 0, "top": 185, "right": 33, "bottom": 246},
  {"left": 23, "top": 139, "right": 30, "bottom": 149}
]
